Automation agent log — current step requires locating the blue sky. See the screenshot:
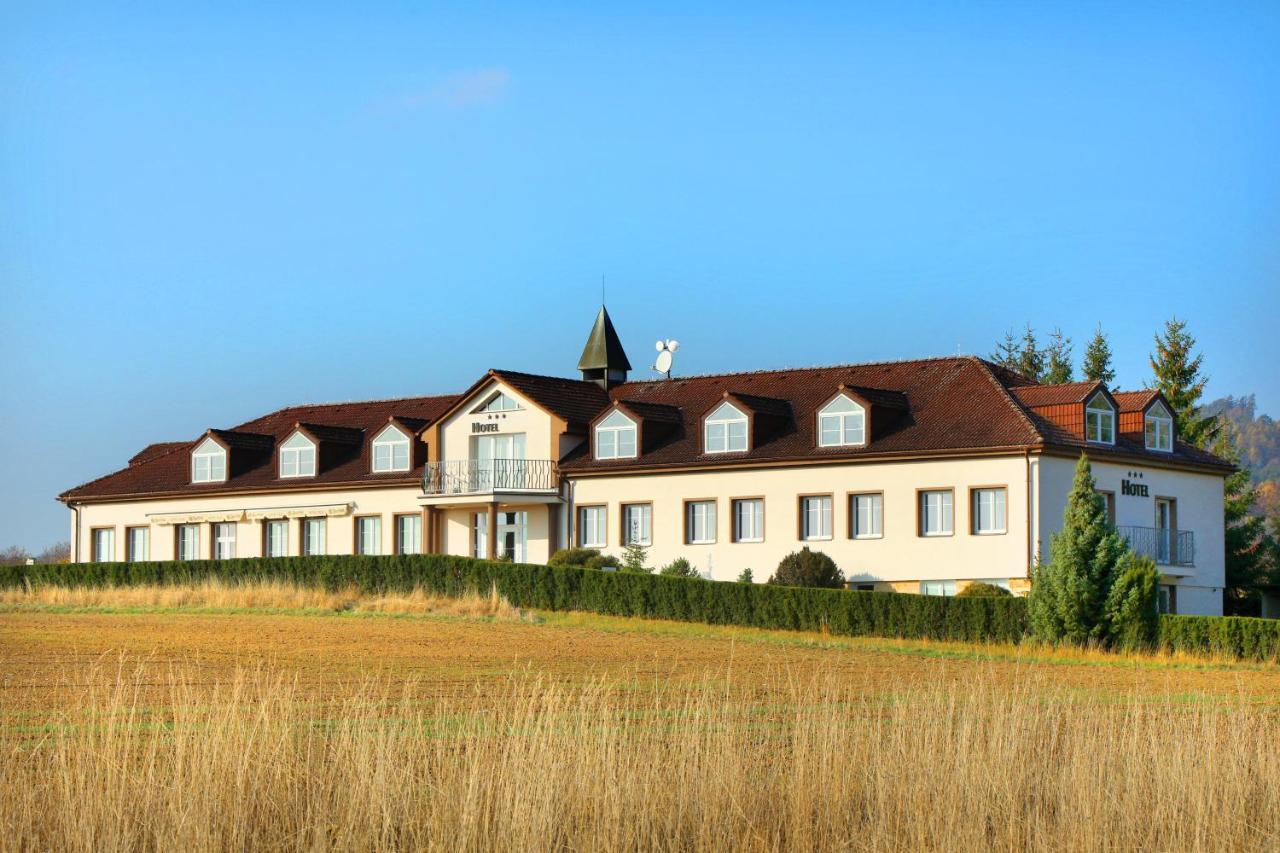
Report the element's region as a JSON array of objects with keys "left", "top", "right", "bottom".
[{"left": 2, "top": 1, "right": 1278, "bottom": 551}]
